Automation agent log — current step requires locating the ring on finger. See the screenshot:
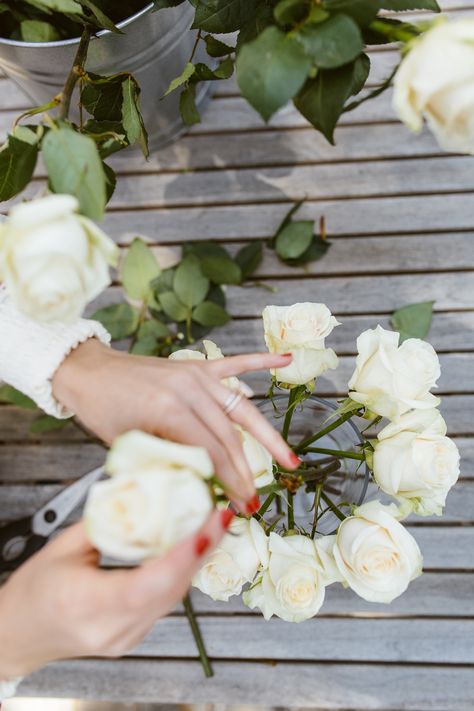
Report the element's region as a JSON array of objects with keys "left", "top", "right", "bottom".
[{"left": 223, "top": 391, "right": 244, "bottom": 416}]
